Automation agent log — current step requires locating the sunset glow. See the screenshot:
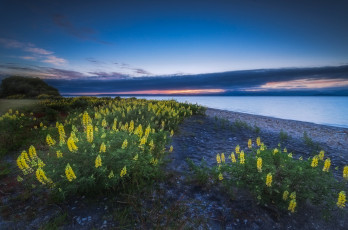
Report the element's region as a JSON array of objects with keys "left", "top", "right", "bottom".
[
  {"left": 65, "top": 89, "right": 226, "bottom": 95},
  {"left": 257, "top": 78, "right": 348, "bottom": 90}
]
